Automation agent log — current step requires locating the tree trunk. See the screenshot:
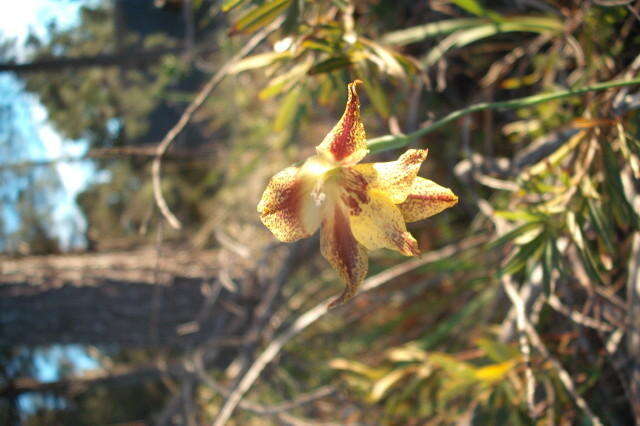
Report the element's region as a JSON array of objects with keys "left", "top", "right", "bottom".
[{"left": 0, "top": 247, "right": 249, "bottom": 348}]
